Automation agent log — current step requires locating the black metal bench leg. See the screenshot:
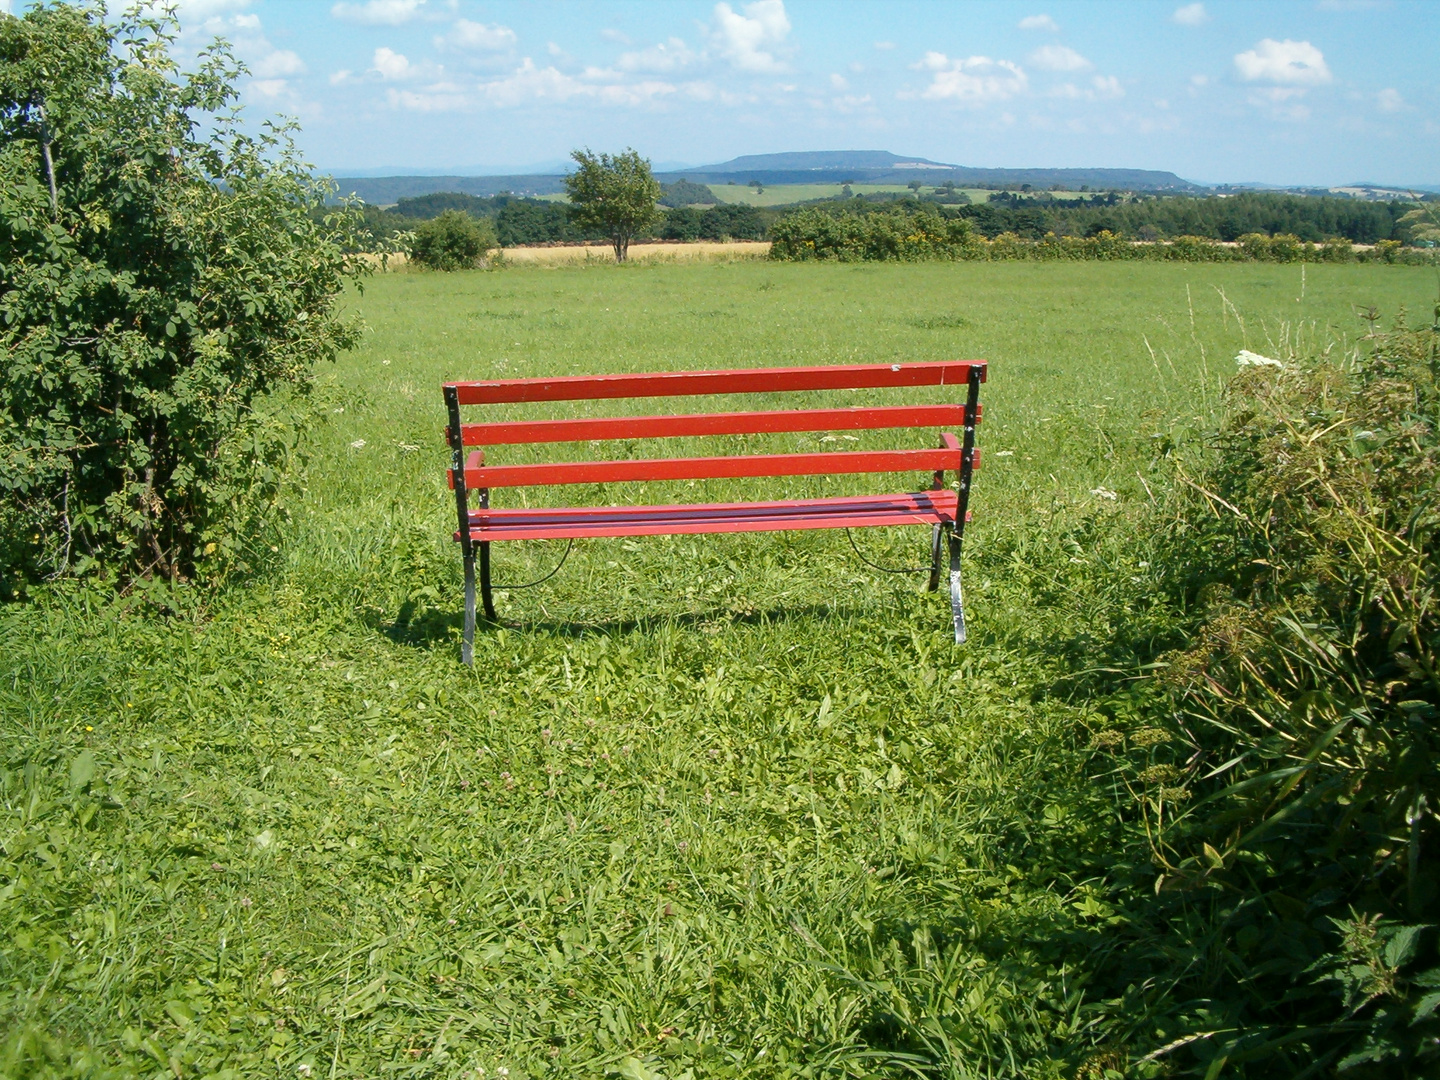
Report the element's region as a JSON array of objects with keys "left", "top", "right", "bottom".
[
  {"left": 479, "top": 540, "right": 496, "bottom": 621},
  {"left": 926, "top": 524, "right": 944, "bottom": 592},
  {"left": 948, "top": 527, "right": 966, "bottom": 644},
  {"left": 462, "top": 549, "right": 476, "bottom": 667}
]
